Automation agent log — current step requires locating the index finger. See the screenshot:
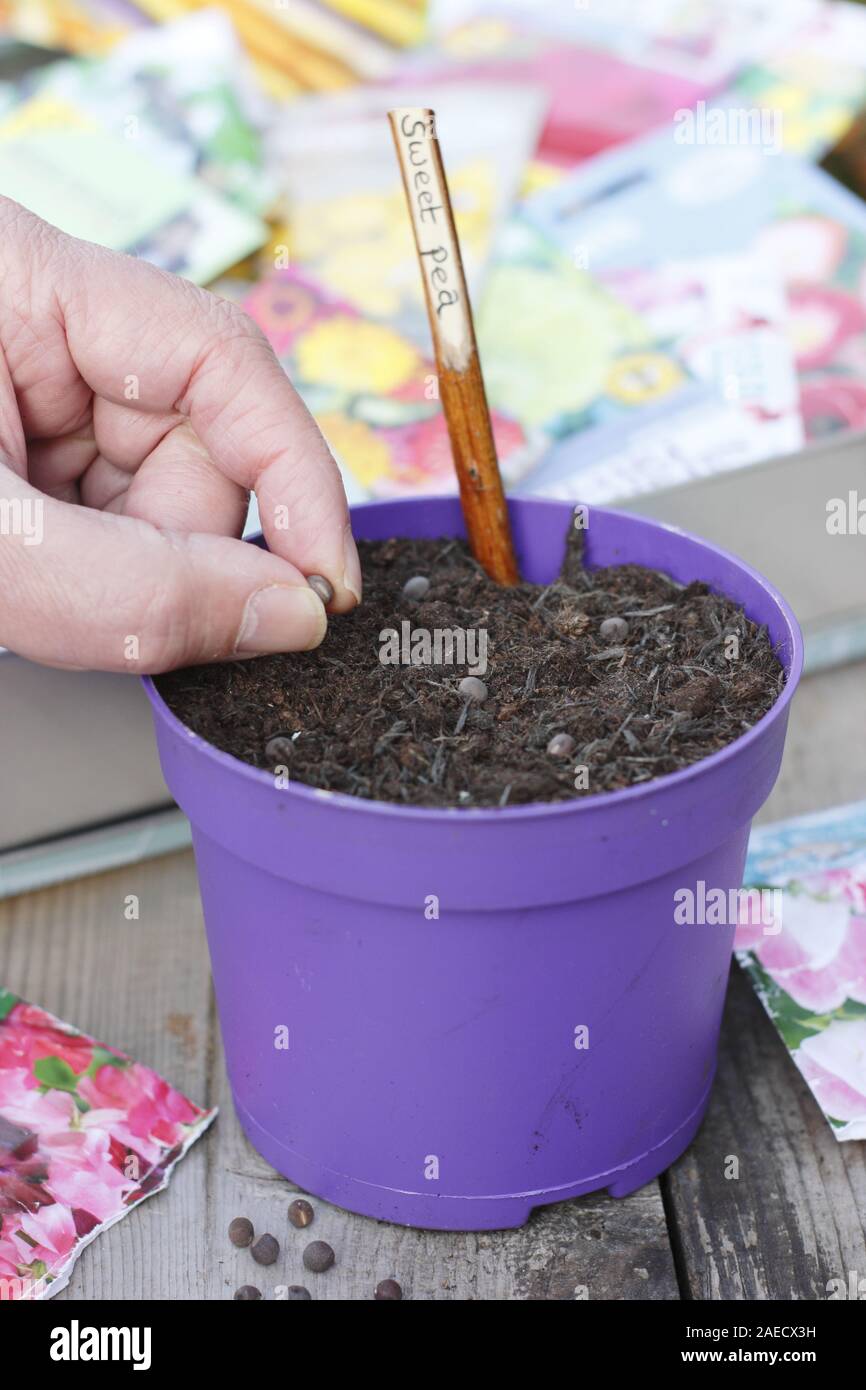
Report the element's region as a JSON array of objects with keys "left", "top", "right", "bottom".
[{"left": 57, "top": 235, "right": 362, "bottom": 610}]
